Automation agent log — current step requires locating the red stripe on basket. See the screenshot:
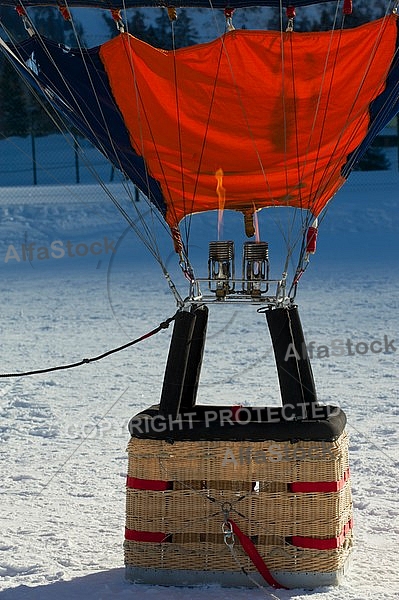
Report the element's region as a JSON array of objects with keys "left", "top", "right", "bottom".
[
  {"left": 126, "top": 476, "right": 172, "bottom": 491},
  {"left": 125, "top": 527, "right": 170, "bottom": 543},
  {"left": 290, "top": 468, "right": 350, "bottom": 493},
  {"left": 290, "top": 518, "right": 353, "bottom": 550}
]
